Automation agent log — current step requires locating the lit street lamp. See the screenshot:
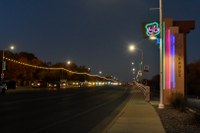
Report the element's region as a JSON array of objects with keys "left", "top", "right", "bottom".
[
  {"left": 131, "top": 62, "right": 136, "bottom": 81},
  {"left": 129, "top": 45, "right": 135, "bottom": 51},
  {"left": 129, "top": 44, "right": 144, "bottom": 71},
  {"left": 10, "top": 46, "right": 15, "bottom": 50},
  {"left": 67, "top": 60, "right": 71, "bottom": 65},
  {"left": 1, "top": 45, "right": 15, "bottom": 80},
  {"left": 99, "top": 71, "right": 102, "bottom": 75}
]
